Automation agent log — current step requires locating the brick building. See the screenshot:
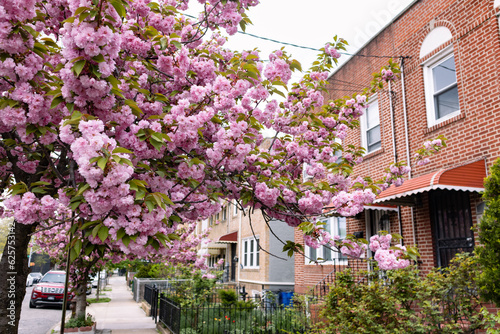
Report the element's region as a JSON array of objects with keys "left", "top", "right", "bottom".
[{"left": 295, "top": 0, "right": 500, "bottom": 294}]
